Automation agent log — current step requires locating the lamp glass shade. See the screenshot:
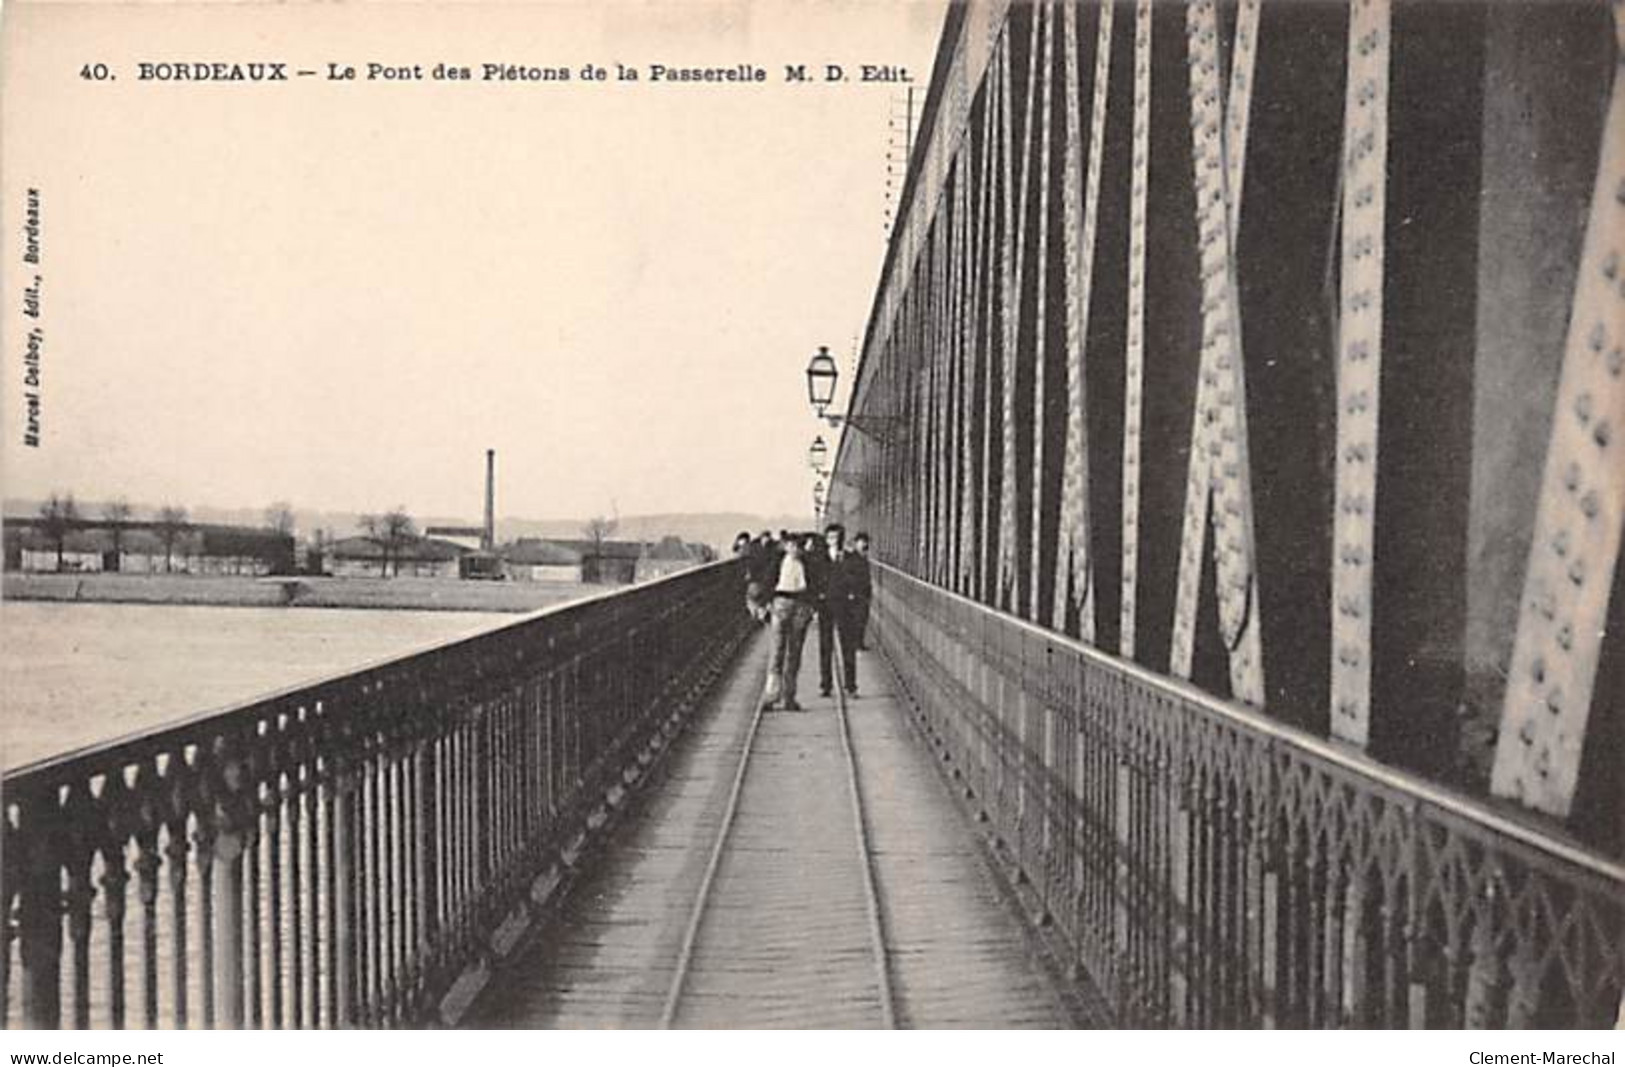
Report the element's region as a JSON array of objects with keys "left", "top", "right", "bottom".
[
  {"left": 805, "top": 346, "right": 839, "bottom": 411},
  {"left": 808, "top": 435, "right": 829, "bottom": 472}
]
